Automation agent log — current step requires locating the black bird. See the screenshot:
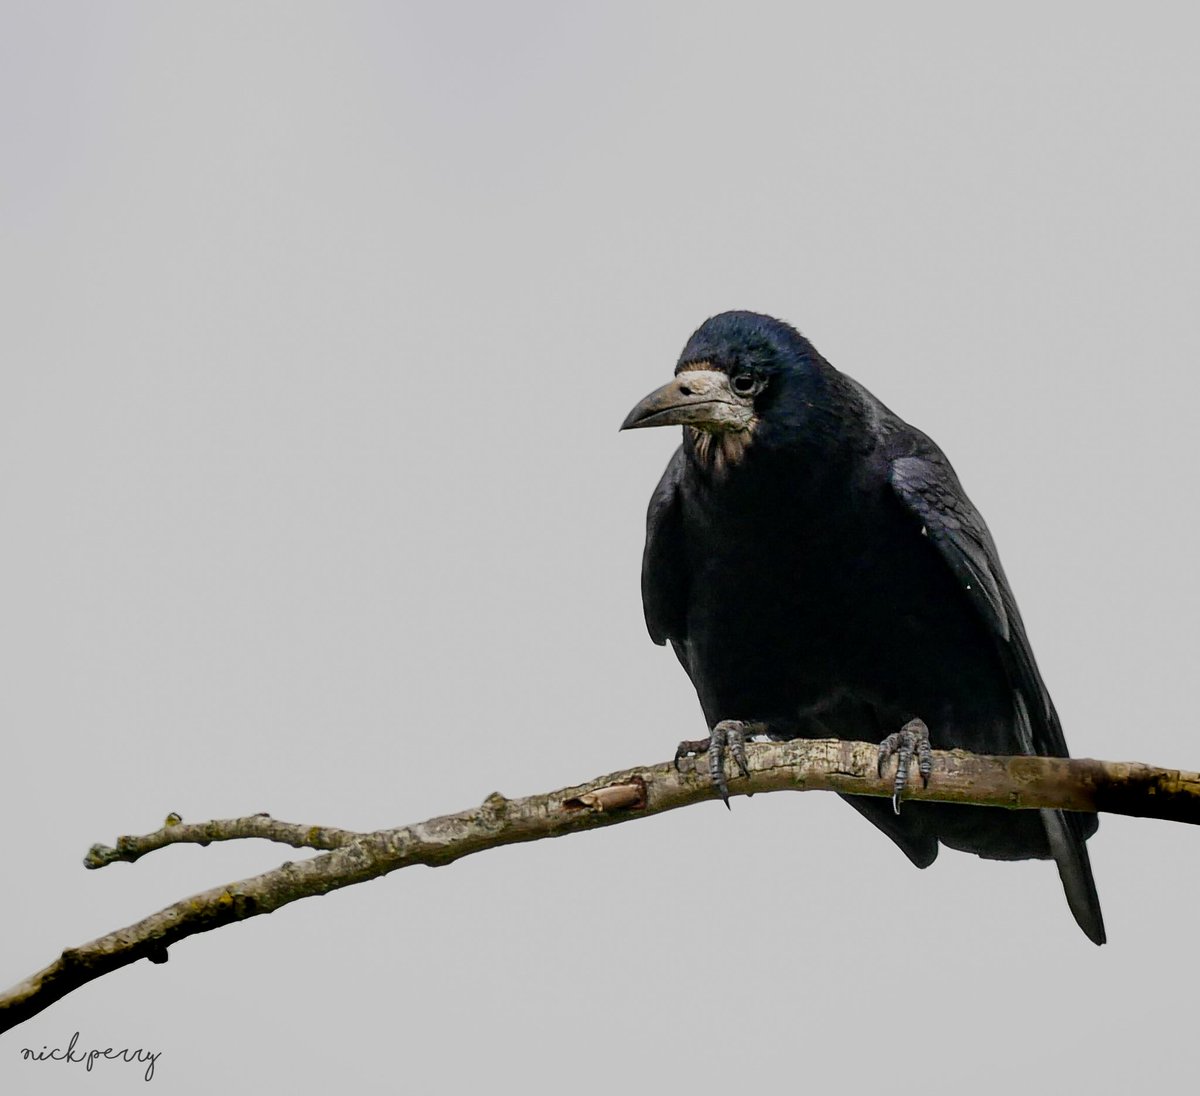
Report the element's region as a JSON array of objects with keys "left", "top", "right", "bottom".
[{"left": 622, "top": 310, "right": 1104, "bottom": 944}]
